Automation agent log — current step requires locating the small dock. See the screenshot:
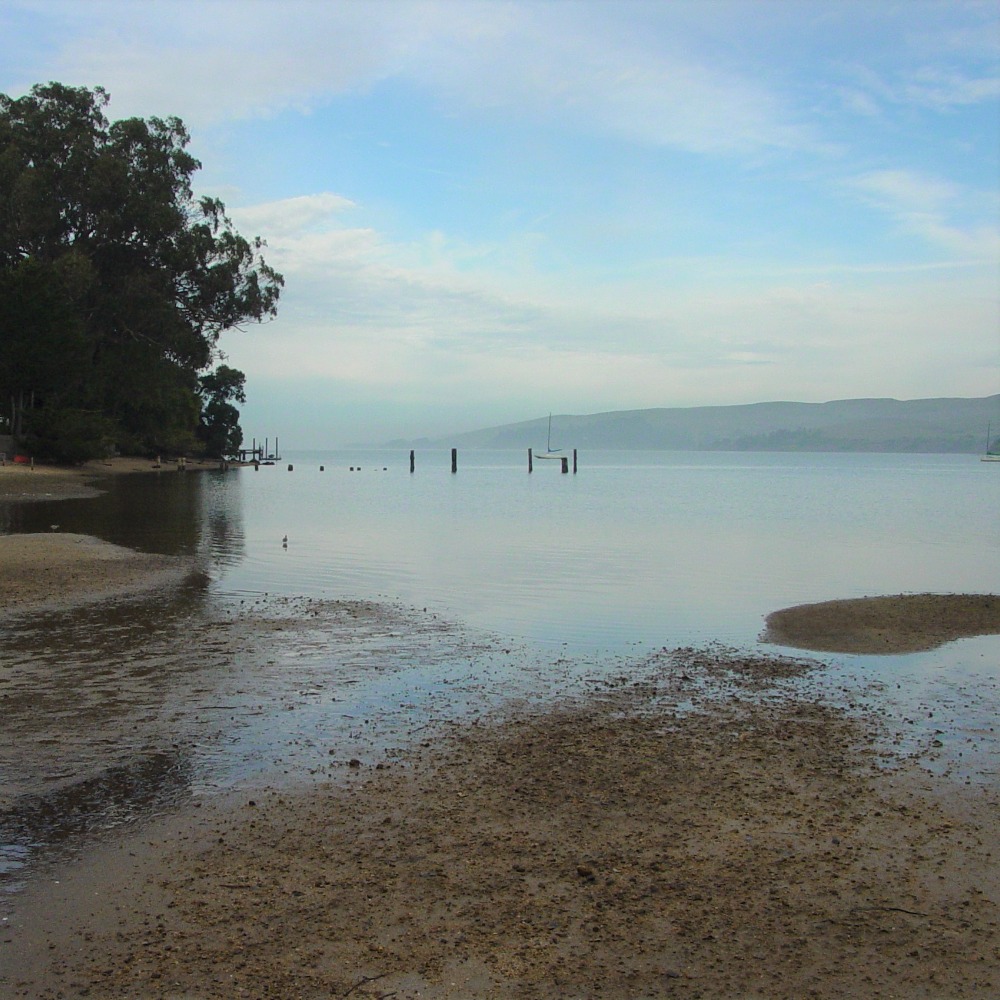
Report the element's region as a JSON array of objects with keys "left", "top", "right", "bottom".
[{"left": 239, "top": 436, "right": 281, "bottom": 464}]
